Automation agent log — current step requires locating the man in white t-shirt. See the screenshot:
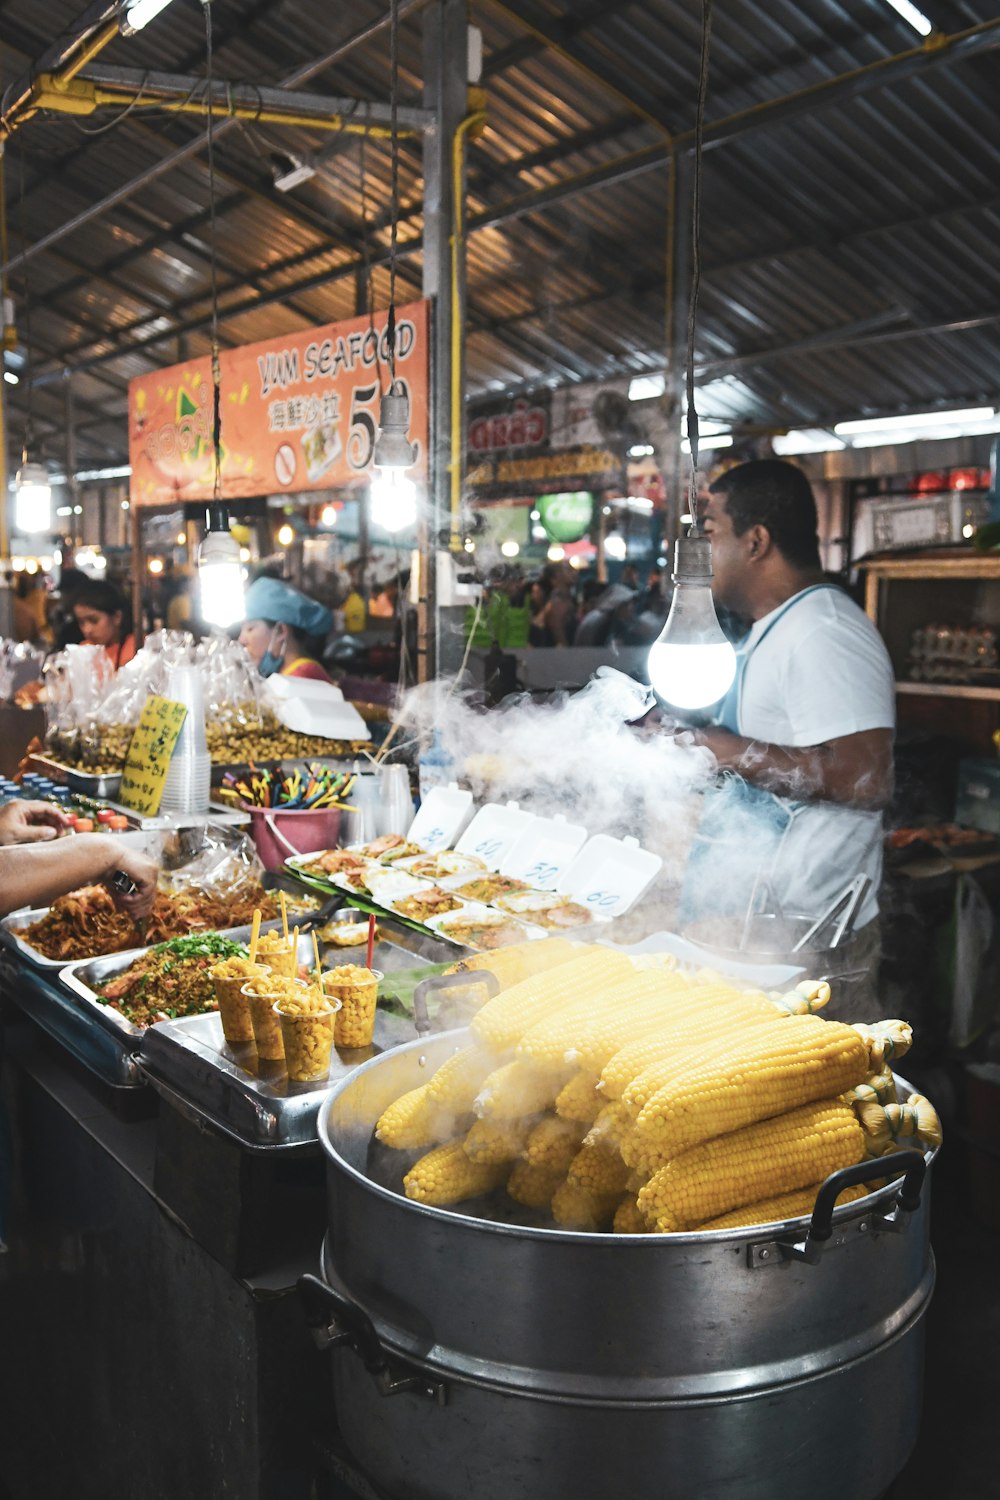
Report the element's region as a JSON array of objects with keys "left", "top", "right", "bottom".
[{"left": 679, "top": 460, "right": 895, "bottom": 1015}]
